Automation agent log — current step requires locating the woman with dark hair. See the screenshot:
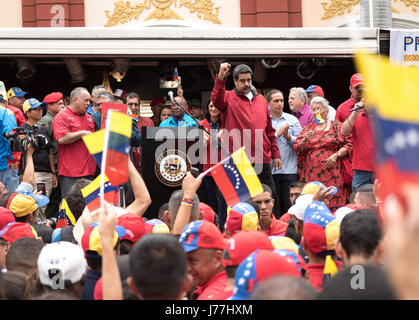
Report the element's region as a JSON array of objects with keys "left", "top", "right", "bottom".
[
  {"left": 199, "top": 100, "right": 228, "bottom": 231},
  {"left": 157, "top": 105, "right": 172, "bottom": 125}
]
